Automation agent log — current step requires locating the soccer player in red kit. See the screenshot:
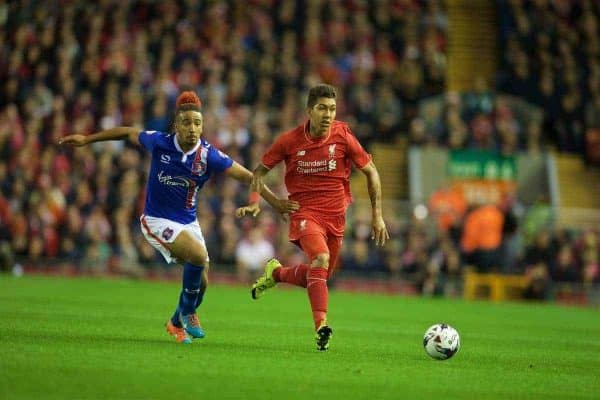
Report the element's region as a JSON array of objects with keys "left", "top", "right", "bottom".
[{"left": 238, "top": 84, "right": 389, "bottom": 350}]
